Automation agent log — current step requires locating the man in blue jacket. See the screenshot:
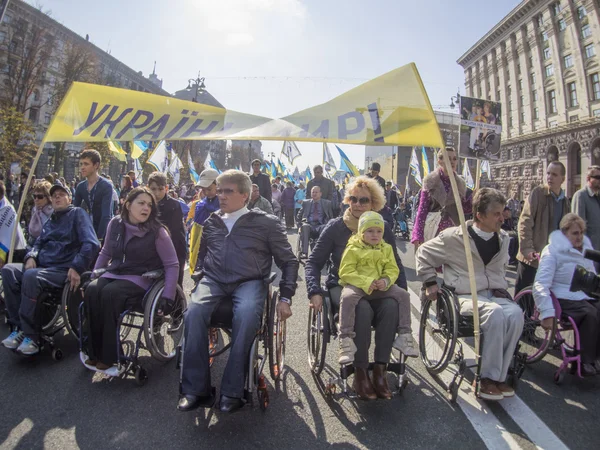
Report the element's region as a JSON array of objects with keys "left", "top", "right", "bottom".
[
  {"left": 1, "top": 183, "right": 99, "bottom": 355},
  {"left": 74, "top": 149, "right": 113, "bottom": 241}
]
